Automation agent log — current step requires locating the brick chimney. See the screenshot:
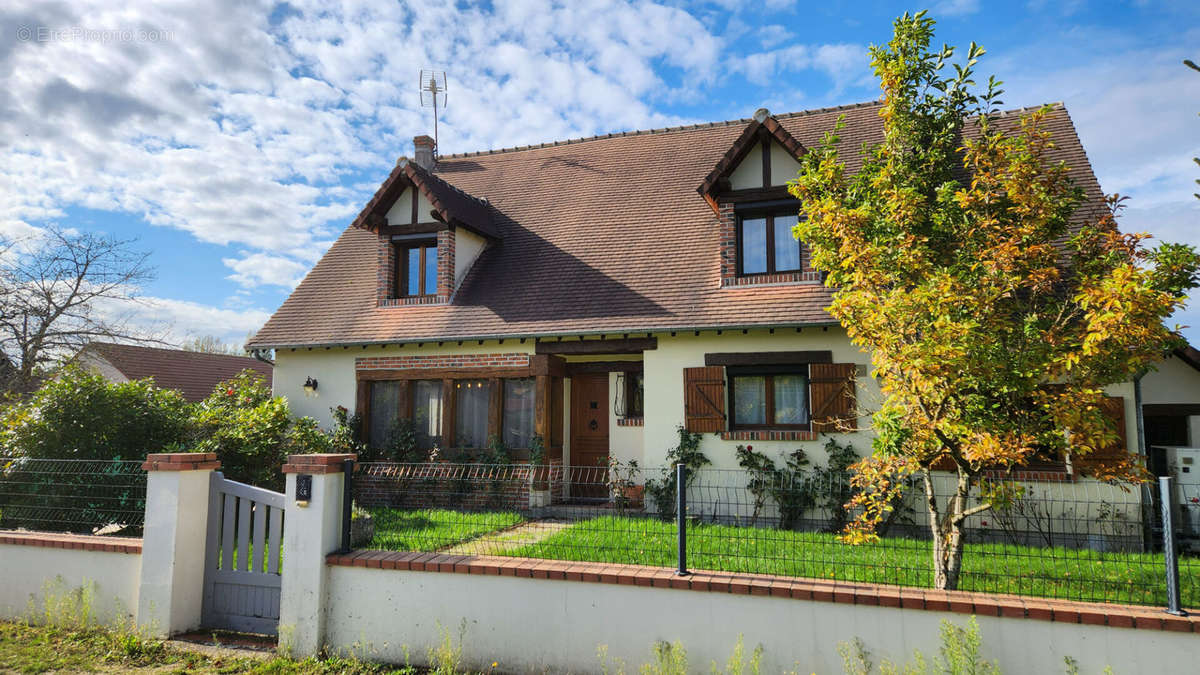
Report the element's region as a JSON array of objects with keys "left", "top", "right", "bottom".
[{"left": 413, "top": 135, "right": 435, "bottom": 170}]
